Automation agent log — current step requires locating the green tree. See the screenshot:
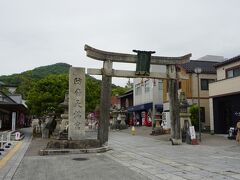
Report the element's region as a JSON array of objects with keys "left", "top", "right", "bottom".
[
  {"left": 189, "top": 104, "right": 199, "bottom": 130},
  {"left": 16, "top": 71, "right": 34, "bottom": 99},
  {"left": 26, "top": 74, "right": 68, "bottom": 116},
  {"left": 112, "top": 85, "right": 128, "bottom": 96},
  {"left": 85, "top": 76, "right": 101, "bottom": 113}
]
